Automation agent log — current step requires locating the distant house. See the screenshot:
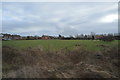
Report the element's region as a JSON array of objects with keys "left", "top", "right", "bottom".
[
  {"left": 1, "top": 33, "right": 21, "bottom": 40},
  {"left": 41, "top": 35, "right": 54, "bottom": 40},
  {"left": 95, "top": 35, "right": 104, "bottom": 40},
  {"left": 114, "top": 33, "right": 120, "bottom": 40},
  {"left": 21, "top": 36, "right": 27, "bottom": 40},
  {"left": 38, "top": 37, "right": 41, "bottom": 39},
  {"left": 11, "top": 35, "right": 21, "bottom": 40},
  {"left": 2, "top": 33, "right": 12, "bottom": 40},
  {"left": 34, "top": 36, "right": 39, "bottom": 40}
]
